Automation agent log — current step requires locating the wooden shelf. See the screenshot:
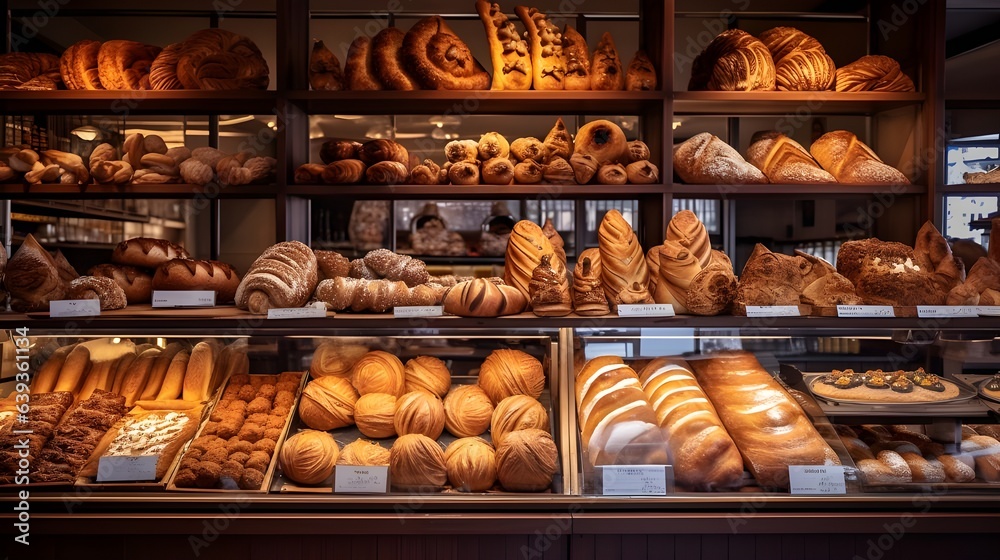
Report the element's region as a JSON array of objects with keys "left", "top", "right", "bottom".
[
  {"left": 0, "top": 183, "right": 279, "bottom": 199},
  {"left": 287, "top": 183, "right": 668, "bottom": 199},
  {"left": 286, "top": 90, "right": 665, "bottom": 115},
  {"left": 673, "top": 91, "right": 925, "bottom": 115},
  {"left": 671, "top": 183, "right": 926, "bottom": 198},
  {"left": 0, "top": 90, "right": 277, "bottom": 115}
]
